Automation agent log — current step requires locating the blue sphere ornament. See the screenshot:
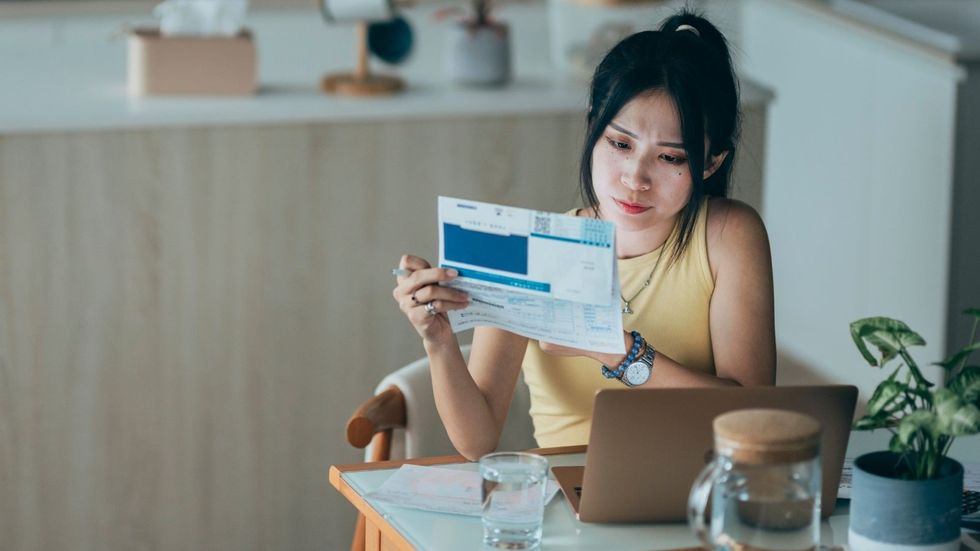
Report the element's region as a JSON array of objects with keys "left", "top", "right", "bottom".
[{"left": 367, "top": 16, "right": 413, "bottom": 65}]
